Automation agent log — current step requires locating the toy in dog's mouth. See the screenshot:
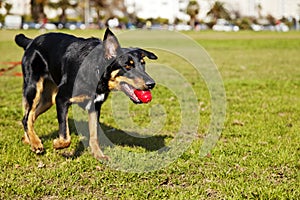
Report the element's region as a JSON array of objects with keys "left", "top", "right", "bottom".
[{"left": 120, "top": 82, "right": 152, "bottom": 104}]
